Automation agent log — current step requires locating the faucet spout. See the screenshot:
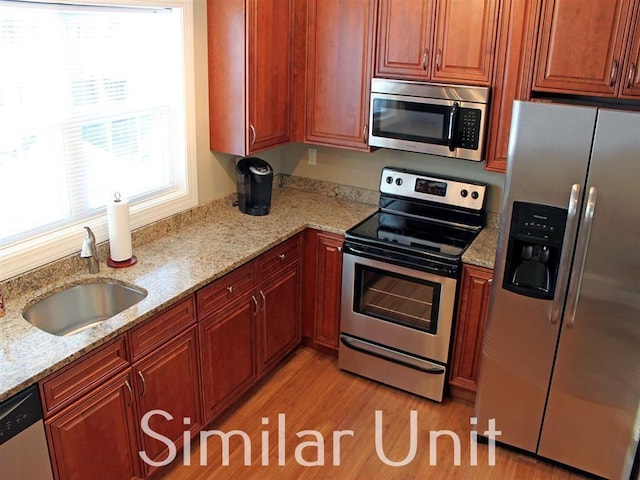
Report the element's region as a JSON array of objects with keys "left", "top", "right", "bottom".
[{"left": 81, "top": 226, "right": 100, "bottom": 274}]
